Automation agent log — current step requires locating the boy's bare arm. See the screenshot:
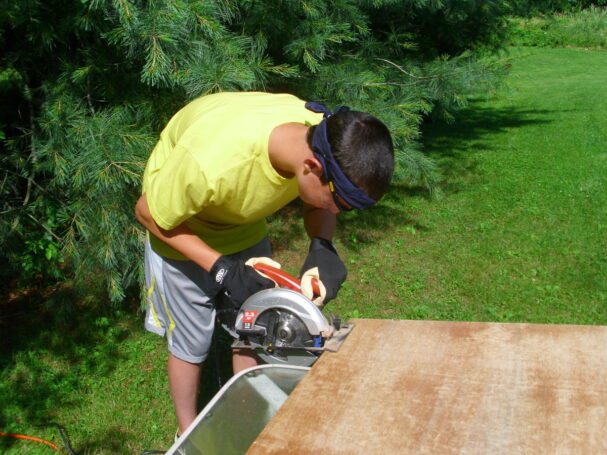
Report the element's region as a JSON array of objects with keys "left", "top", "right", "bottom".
[
  {"left": 135, "top": 193, "right": 221, "bottom": 272},
  {"left": 303, "top": 202, "right": 336, "bottom": 240}
]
